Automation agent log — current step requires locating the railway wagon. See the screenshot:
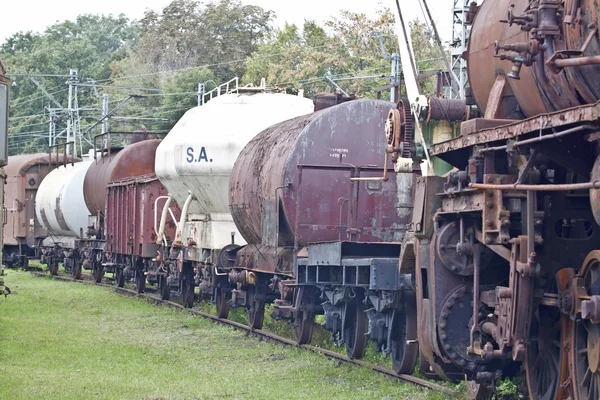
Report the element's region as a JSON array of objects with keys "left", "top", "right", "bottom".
[
  {"left": 3, "top": 153, "right": 75, "bottom": 268},
  {"left": 82, "top": 138, "right": 180, "bottom": 290},
  {"left": 226, "top": 98, "right": 417, "bottom": 368},
  {"left": 383, "top": 0, "right": 600, "bottom": 397},
  {"left": 155, "top": 88, "right": 313, "bottom": 304},
  {"left": 0, "top": 60, "right": 9, "bottom": 296},
  {"left": 35, "top": 159, "right": 93, "bottom": 276}
]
